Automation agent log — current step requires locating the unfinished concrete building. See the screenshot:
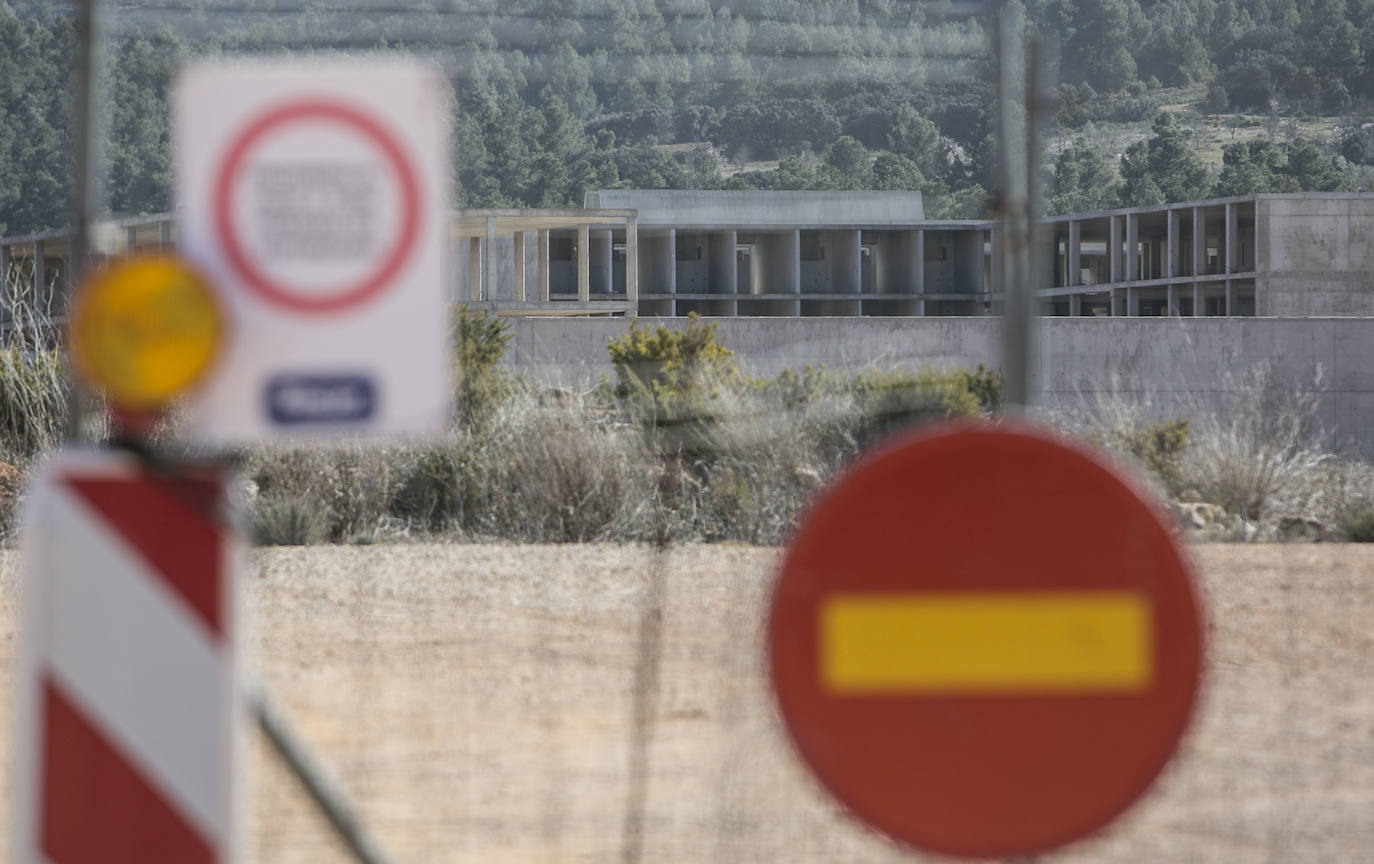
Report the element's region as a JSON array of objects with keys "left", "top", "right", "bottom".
[{"left": 4, "top": 192, "right": 1374, "bottom": 319}]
